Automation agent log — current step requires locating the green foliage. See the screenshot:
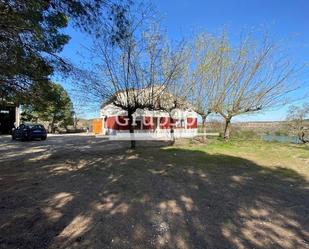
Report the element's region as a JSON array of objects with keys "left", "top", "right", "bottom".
[
  {"left": 231, "top": 129, "right": 259, "bottom": 140},
  {"left": 274, "top": 130, "right": 289, "bottom": 136},
  {"left": 235, "top": 130, "right": 259, "bottom": 139},
  {"left": 0, "top": 0, "right": 131, "bottom": 102},
  {"left": 21, "top": 82, "right": 74, "bottom": 132},
  {"left": 0, "top": 0, "right": 70, "bottom": 100}
]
